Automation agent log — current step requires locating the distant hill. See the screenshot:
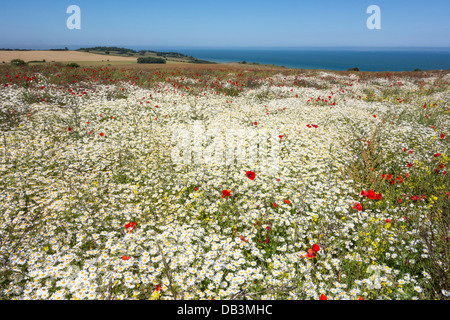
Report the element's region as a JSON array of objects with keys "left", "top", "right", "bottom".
[
  {"left": 77, "top": 46, "right": 138, "bottom": 55},
  {"left": 76, "top": 46, "right": 216, "bottom": 64}
]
